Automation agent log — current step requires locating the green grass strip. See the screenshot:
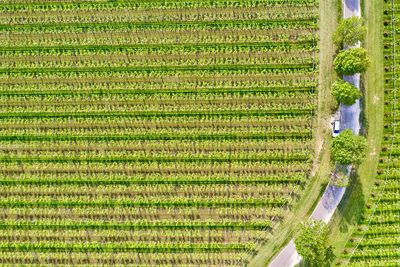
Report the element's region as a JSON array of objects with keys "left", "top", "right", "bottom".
[
  {"left": 0, "top": 153, "right": 310, "bottom": 164},
  {"left": 0, "top": 242, "right": 253, "bottom": 253},
  {"left": 0, "top": 221, "right": 272, "bottom": 230},
  {"left": 0, "top": 40, "right": 314, "bottom": 54},
  {"left": 0, "top": 198, "right": 288, "bottom": 208},
  {"left": 0, "top": 109, "right": 313, "bottom": 118},
  {"left": 0, "top": 86, "right": 316, "bottom": 96},
  {"left": 0, "top": 18, "right": 317, "bottom": 31},
  {"left": 0, "top": 64, "right": 312, "bottom": 74},
  {"left": 0, "top": 175, "right": 305, "bottom": 186}
]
